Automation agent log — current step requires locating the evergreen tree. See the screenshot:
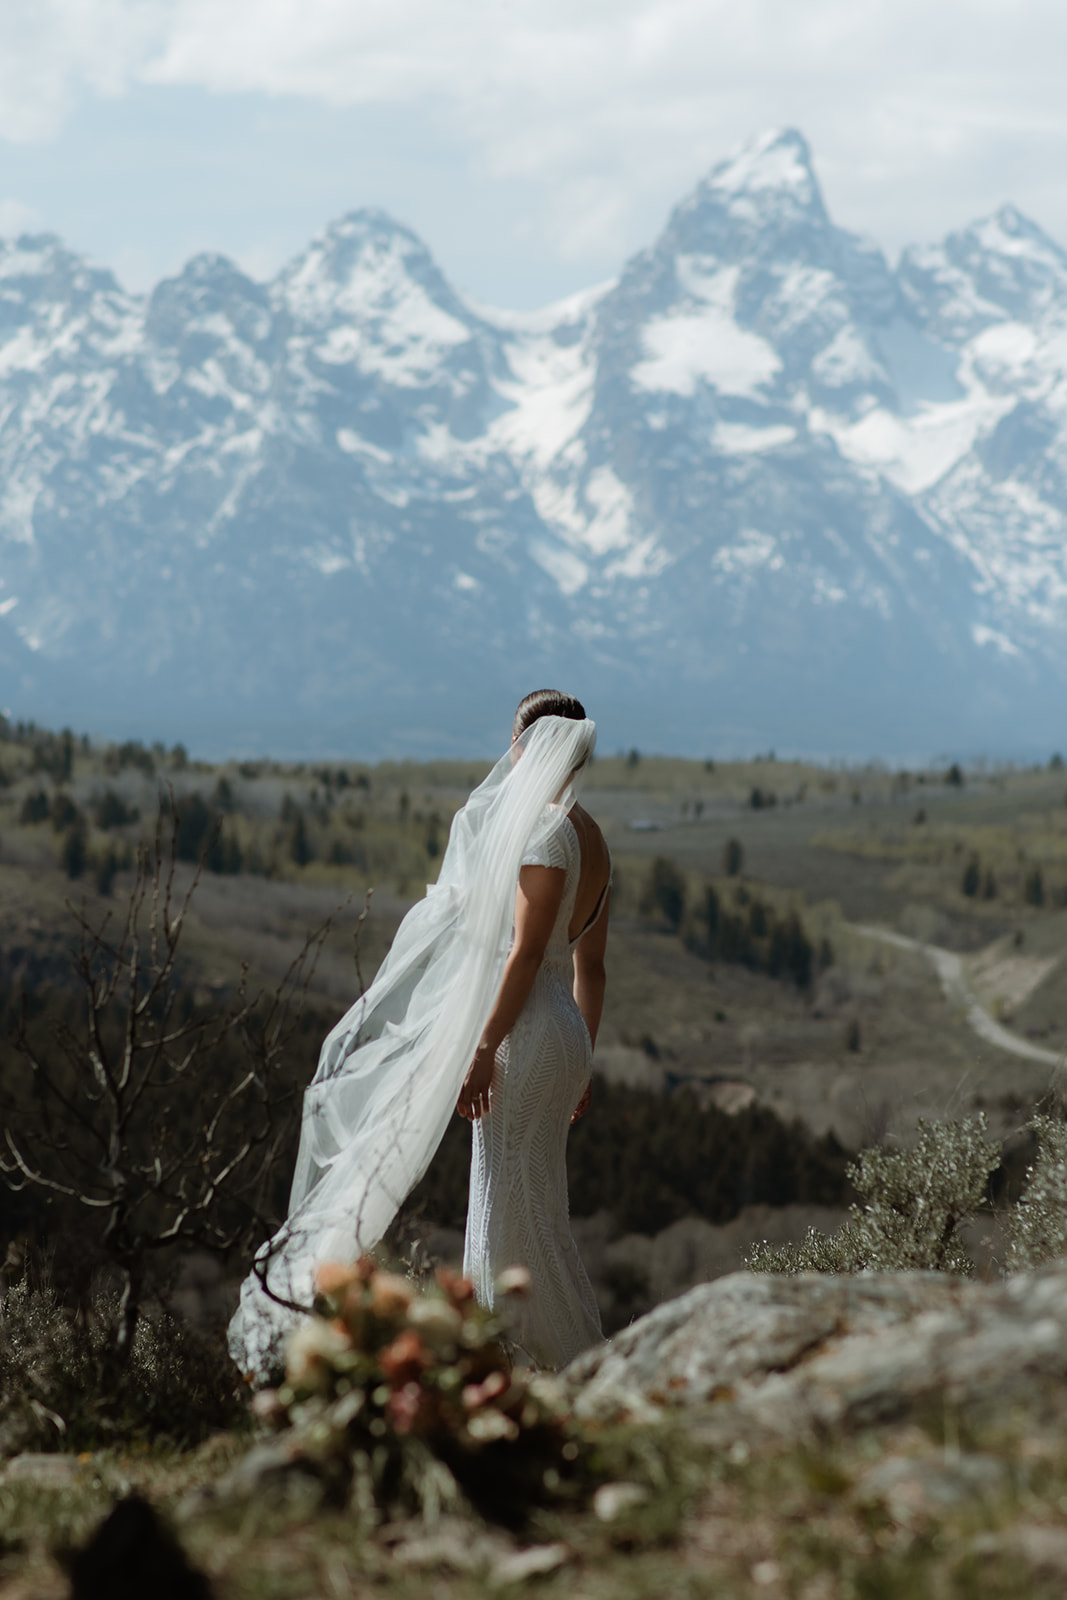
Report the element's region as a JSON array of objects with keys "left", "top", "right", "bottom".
[
  {"left": 289, "top": 810, "right": 312, "bottom": 867},
  {"left": 18, "top": 791, "right": 49, "bottom": 825},
  {"left": 723, "top": 837, "right": 744, "bottom": 876},
  {"left": 60, "top": 824, "right": 87, "bottom": 880},
  {"left": 640, "top": 856, "right": 686, "bottom": 931}
]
